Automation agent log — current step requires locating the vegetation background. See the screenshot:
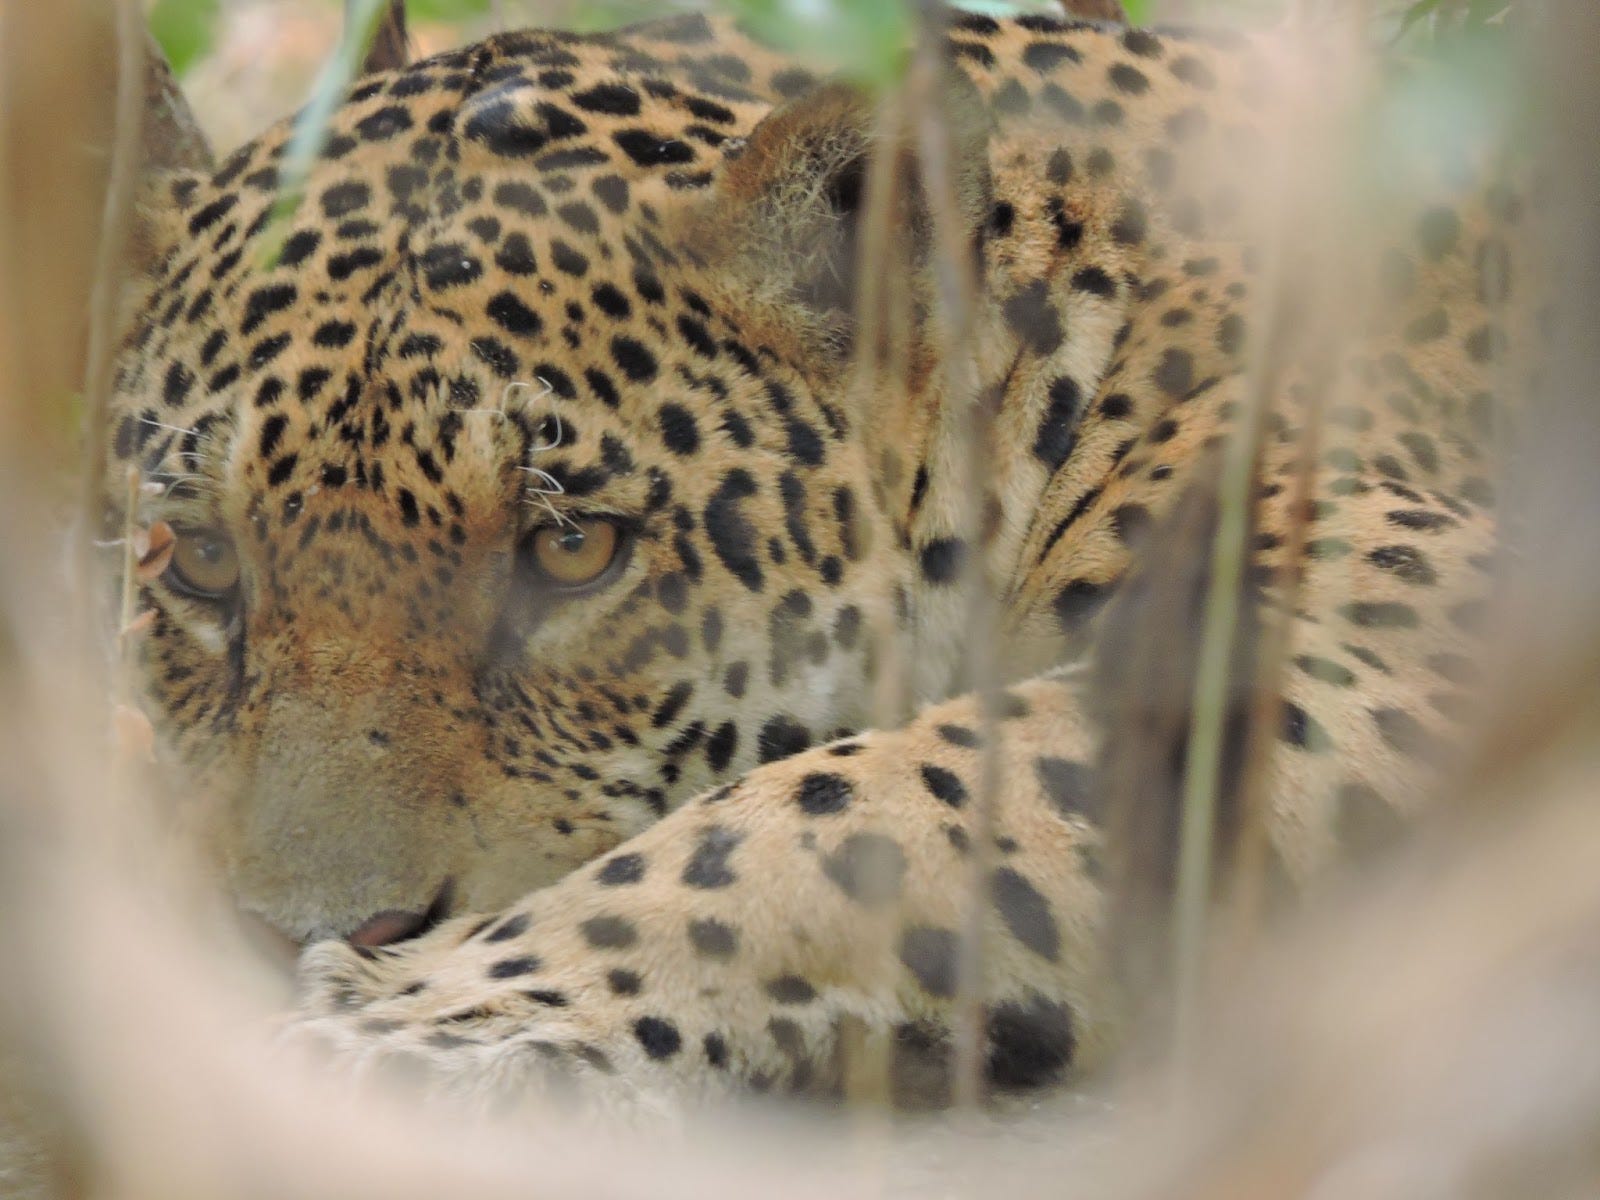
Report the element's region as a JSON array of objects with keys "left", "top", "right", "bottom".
[{"left": 148, "top": 0, "right": 1508, "bottom": 148}]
